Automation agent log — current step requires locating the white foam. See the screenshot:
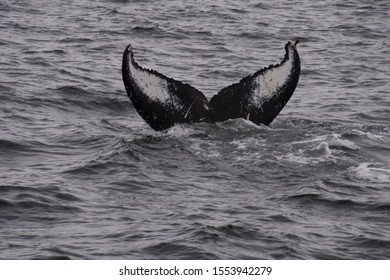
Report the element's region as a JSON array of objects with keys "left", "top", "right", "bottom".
[
  {"left": 230, "top": 137, "right": 266, "bottom": 151},
  {"left": 217, "top": 118, "right": 265, "bottom": 132},
  {"left": 166, "top": 124, "right": 194, "bottom": 137},
  {"left": 276, "top": 152, "right": 311, "bottom": 165},
  {"left": 314, "top": 142, "right": 332, "bottom": 156},
  {"left": 291, "top": 135, "right": 328, "bottom": 145},
  {"left": 293, "top": 134, "right": 359, "bottom": 151},
  {"left": 330, "top": 133, "right": 359, "bottom": 150},
  {"left": 350, "top": 163, "right": 390, "bottom": 184},
  {"left": 351, "top": 129, "right": 386, "bottom": 141},
  {"left": 276, "top": 147, "right": 339, "bottom": 165},
  {"left": 276, "top": 134, "right": 342, "bottom": 165},
  {"left": 189, "top": 141, "right": 221, "bottom": 158}
]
